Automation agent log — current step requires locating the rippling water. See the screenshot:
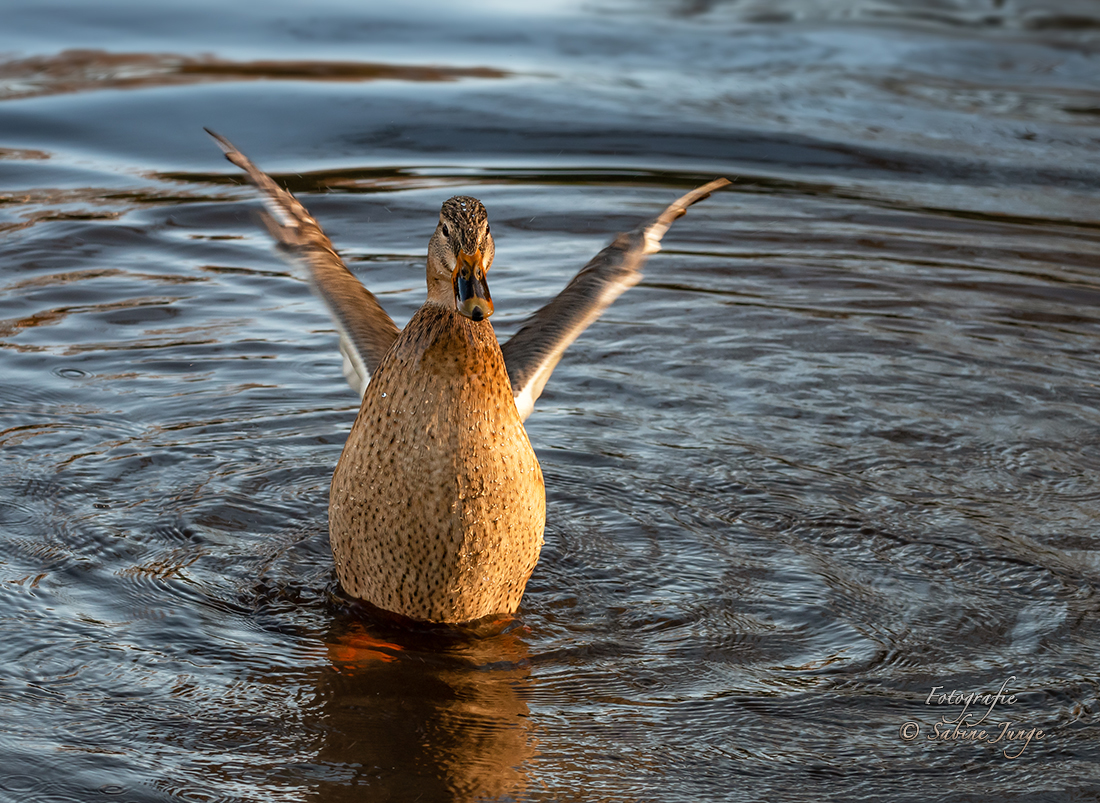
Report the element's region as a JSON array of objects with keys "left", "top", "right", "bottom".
[{"left": 1, "top": 1, "right": 1099, "bottom": 800}]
